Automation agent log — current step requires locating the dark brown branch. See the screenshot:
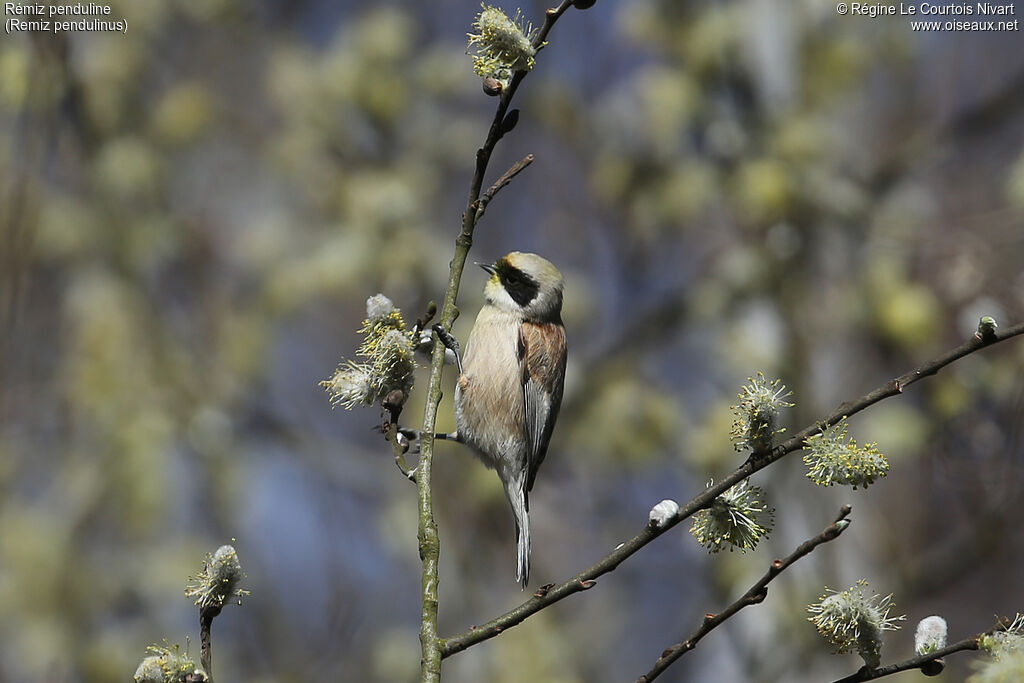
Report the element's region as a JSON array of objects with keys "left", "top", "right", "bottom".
[
  {"left": 830, "top": 636, "right": 982, "bottom": 682},
  {"left": 763, "top": 320, "right": 1024, "bottom": 471},
  {"left": 440, "top": 321, "right": 1024, "bottom": 658},
  {"left": 533, "top": 3, "right": 574, "bottom": 50},
  {"left": 834, "top": 612, "right": 1022, "bottom": 682},
  {"left": 199, "top": 605, "right": 220, "bottom": 682},
  {"left": 636, "top": 506, "right": 853, "bottom": 683},
  {"left": 474, "top": 154, "right": 534, "bottom": 222},
  {"left": 460, "top": 2, "right": 572, "bottom": 245}
]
